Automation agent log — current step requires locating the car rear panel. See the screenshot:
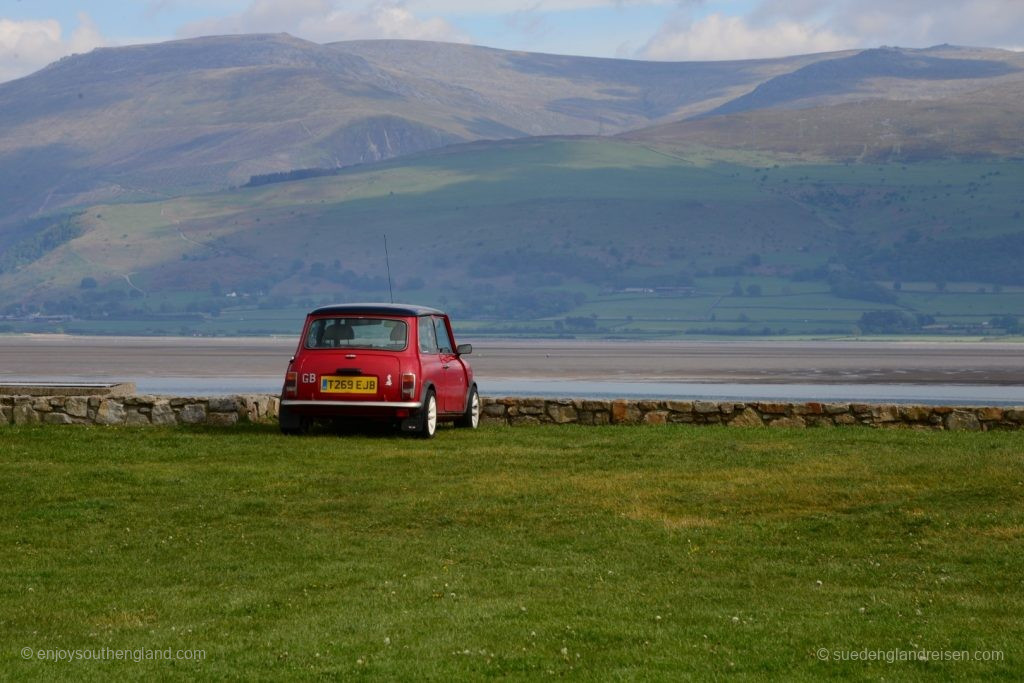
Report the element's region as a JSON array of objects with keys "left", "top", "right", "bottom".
[
  {"left": 282, "top": 313, "right": 422, "bottom": 414},
  {"left": 294, "top": 349, "right": 405, "bottom": 403}
]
